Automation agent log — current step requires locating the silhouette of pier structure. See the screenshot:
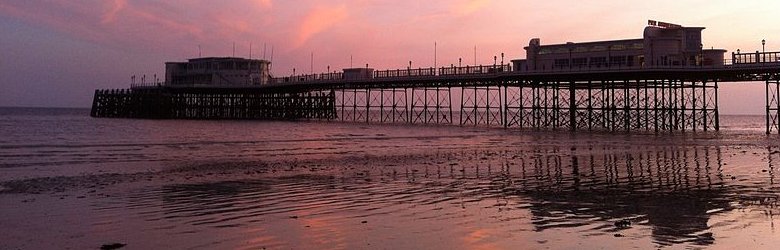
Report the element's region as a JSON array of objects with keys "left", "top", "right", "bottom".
[
  {"left": 91, "top": 54, "right": 780, "bottom": 133},
  {"left": 91, "top": 21, "right": 780, "bottom": 133}
]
